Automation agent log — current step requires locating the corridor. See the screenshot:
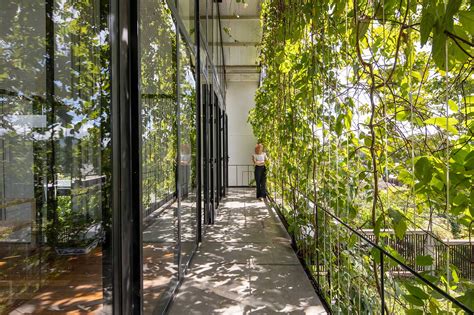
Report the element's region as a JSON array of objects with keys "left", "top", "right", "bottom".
[{"left": 168, "top": 188, "right": 327, "bottom": 314}]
